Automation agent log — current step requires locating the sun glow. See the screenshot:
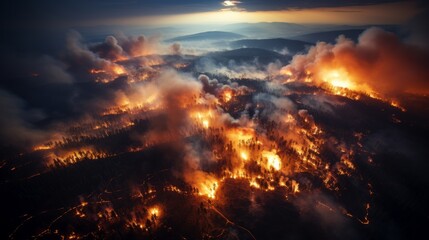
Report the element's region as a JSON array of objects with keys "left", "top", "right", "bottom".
[{"left": 222, "top": 1, "right": 240, "bottom": 7}]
